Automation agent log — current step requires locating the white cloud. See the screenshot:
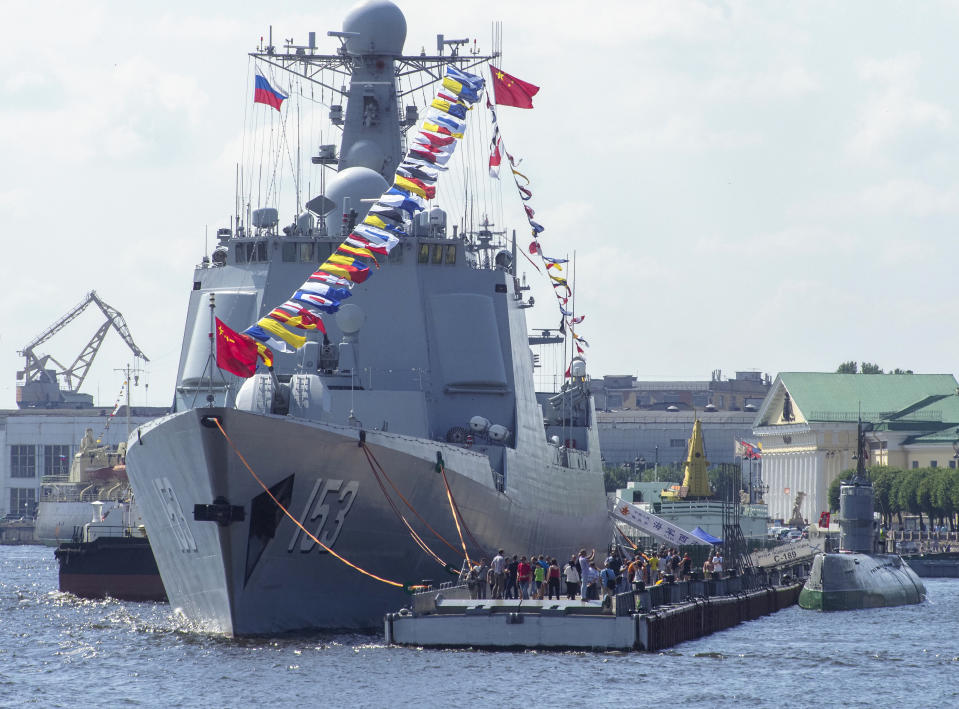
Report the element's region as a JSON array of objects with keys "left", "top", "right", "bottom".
[
  {"left": 846, "top": 53, "right": 952, "bottom": 163},
  {"left": 859, "top": 179, "right": 959, "bottom": 217},
  {"left": 4, "top": 0, "right": 959, "bottom": 406}
]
